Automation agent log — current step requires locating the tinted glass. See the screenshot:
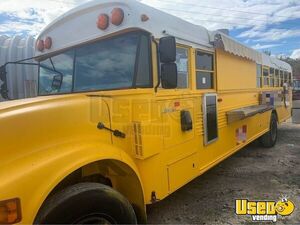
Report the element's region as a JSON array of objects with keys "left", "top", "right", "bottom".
[
  {"left": 263, "top": 68, "right": 269, "bottom": 85},
  {"left": 284, "top": 72, "right": 288, "bottom": 83},
  {"left": 74, "top": 33, "right": 140, "bottom": 91},
  {"left": 205, "top": 95, "right": 218, "bottom": 144},
  {"left": 257, "top": 78, "right": 261, "bottom": 88},
  {"left": 39, "top": 50, "right": 74, "bottom": 95},
  {"left": 280, "top": 71, "right": 284, "bottom": 86},
  {"left": 176, "top": 48, "right": 189, "bottom": 89},
  {"left": 257, "top": 64, "right": 262, "bottom": 76},
  {"left": 256, "top": 64, "right": 262, "bottom": 88},
  {"left": 38, "top": 32, "right": 151, "bottom": 95},
  {"left": 263, "top": 68, "right": 269, "bottom": 76},
  {"left": 270, "top": 78, "right": 274, "bottom": 87},
  {"left": 196, "top": 72, "right": 213, "bottom": 89},
  {"left": 294, "top": 80, "right": 300, "bottom": 91},
  {"left": 135, "top": 35, "right": 151, "bottom": 87},
  {"left": 196, "top": 51, "right": 213, "bottom": 71},
  {"left": 269, "top": 68, "right": 274, "bottom": 87}
]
